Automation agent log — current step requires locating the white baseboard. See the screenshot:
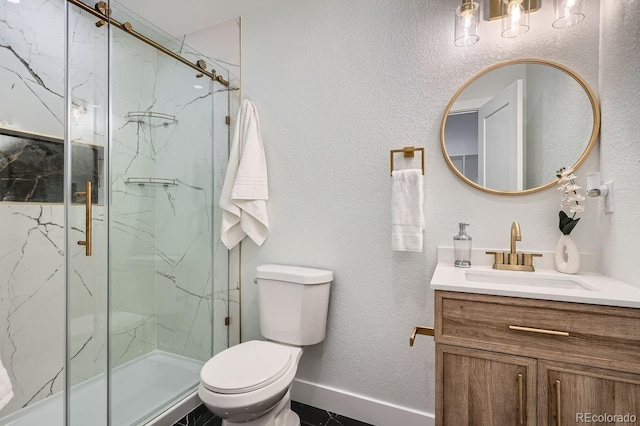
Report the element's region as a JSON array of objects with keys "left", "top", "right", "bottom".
[{"left": 291, "top": 379, "right": 435, "bottom": 426}]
